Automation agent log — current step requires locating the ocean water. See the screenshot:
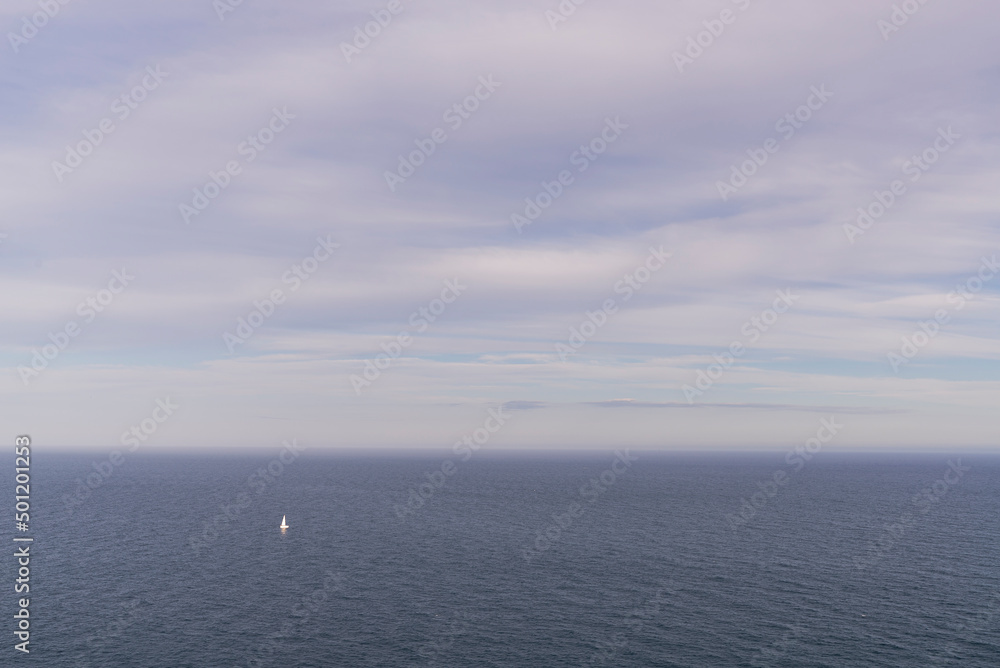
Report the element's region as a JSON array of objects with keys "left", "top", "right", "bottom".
[{"left": 6, "top": 450, "right": 1000, "bottom": 666}]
